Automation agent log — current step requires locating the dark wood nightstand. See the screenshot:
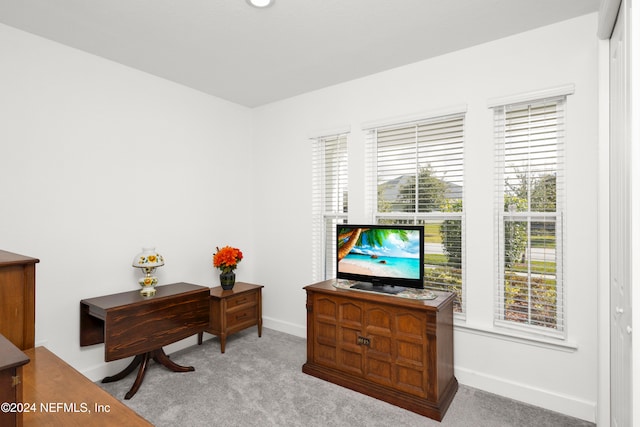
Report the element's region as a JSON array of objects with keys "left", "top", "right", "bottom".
[{"left": 197, "top": 282, "right": 263, "bottom": 353}]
